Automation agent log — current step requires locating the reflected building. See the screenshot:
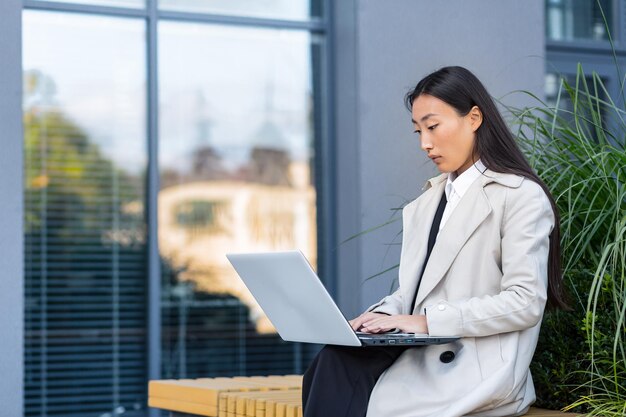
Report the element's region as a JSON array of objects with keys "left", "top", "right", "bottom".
[
  {"left": 248, "top": 119, "right": 292, "bottom": 186},
  {"left": 159, "top": 158, "right": 316, "bottom": 333},
  {"left": 159, "top": 76, "right": 317, "bottom": 337}
]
